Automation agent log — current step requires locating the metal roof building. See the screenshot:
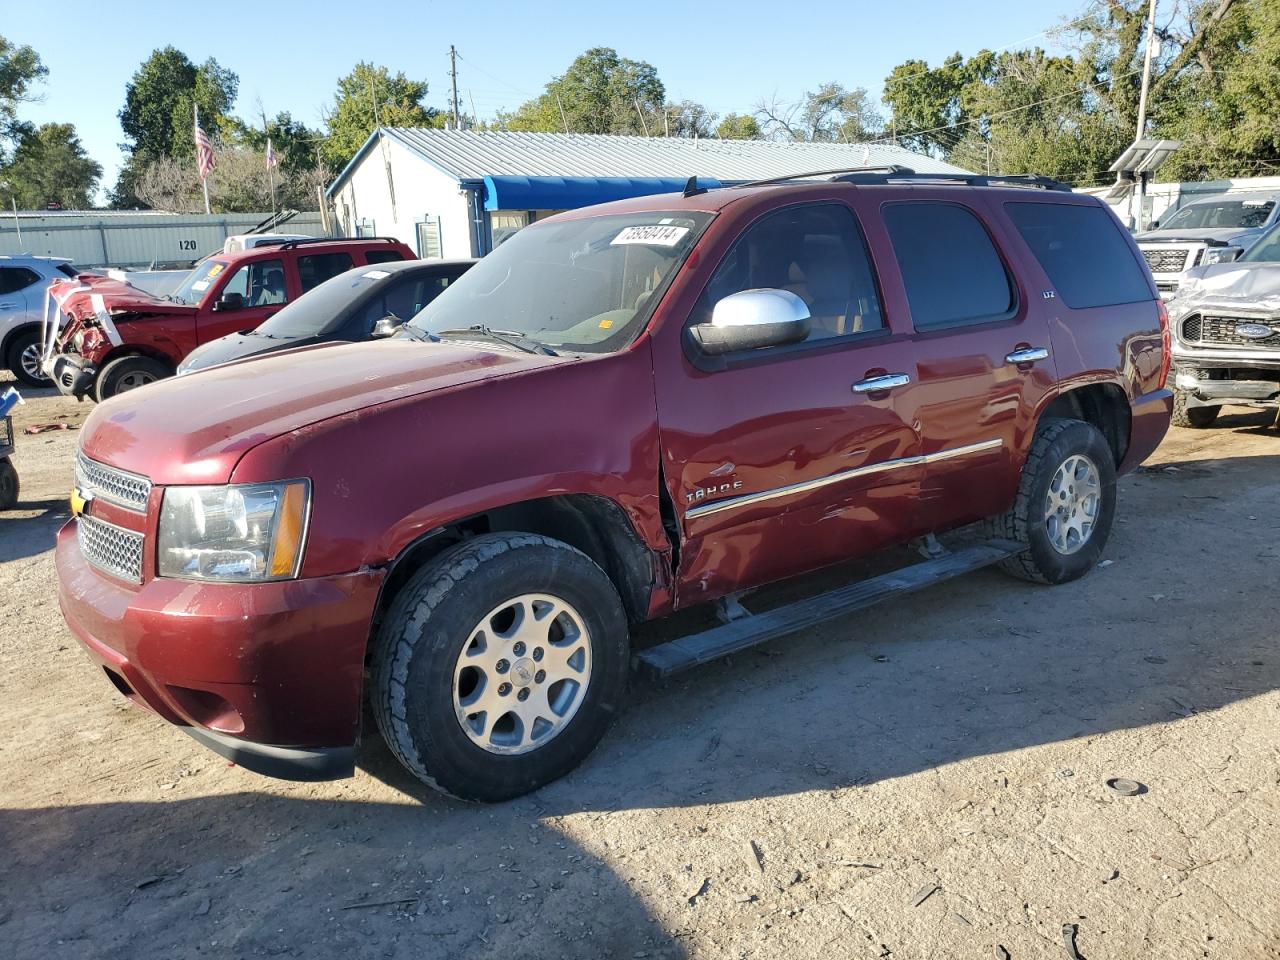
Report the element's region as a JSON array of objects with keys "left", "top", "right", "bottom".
[{"left": 326, "top": 128, "right": 968, "bottom": 258}]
